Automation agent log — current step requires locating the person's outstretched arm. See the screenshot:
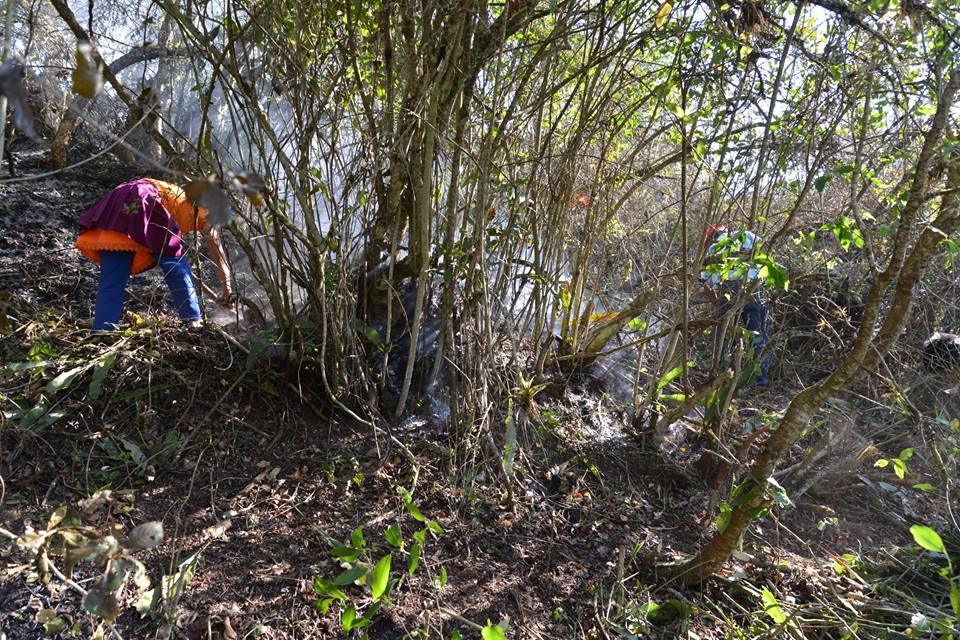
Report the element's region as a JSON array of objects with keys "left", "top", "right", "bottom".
[{"left": 205, "top": 228, "right": 233, "bottom": 306}]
